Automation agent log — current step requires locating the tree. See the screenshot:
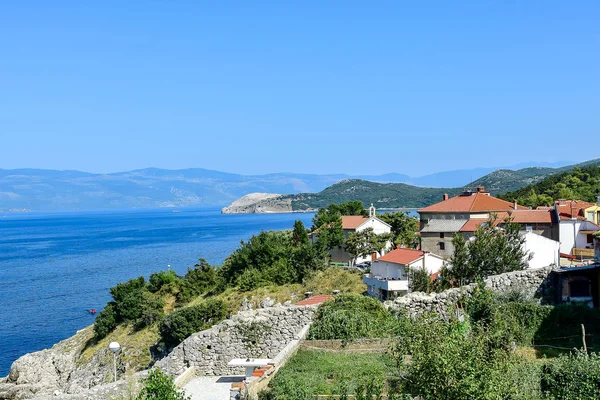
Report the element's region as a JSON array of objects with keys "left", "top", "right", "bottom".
[
  {"left": 344, "top": 228, "right": 391, "bottom": 266},
  {"left": 176, "top": 258, "right": 218, "bottom": 304},
  {"left": 292, "top": 220, "right": 309, "bottom": 247},
  {"left": 443, "top": 216, "right": 531, "bottom": 286},
  {"left": 408, "top": 266, "right": 431, "bottom": 293},
  {"left": 379, "top": 211, "right": 420, "bottom": 249},
  {"left": 137, "top": 368, "right": 191, "bottom": 400}
]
